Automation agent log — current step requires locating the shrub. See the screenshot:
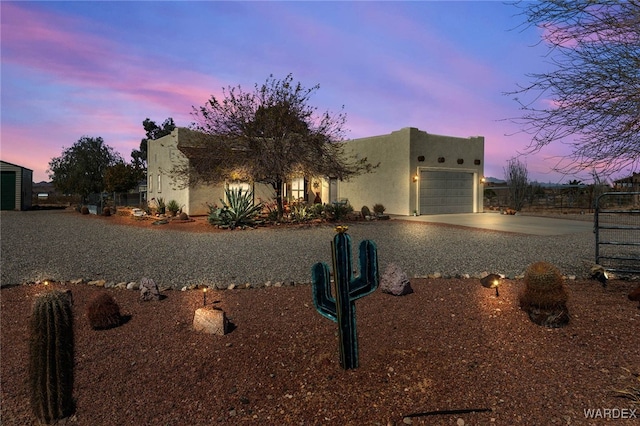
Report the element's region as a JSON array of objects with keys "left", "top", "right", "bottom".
[
  {"left": 86, "top": 292, "right": 122, "bottom": 330},
  {"left": 29, "top": 290, "right": 75, "bottom": 424},
  {"left": 166, "top": 200, "right": 181, "bottom": 216},
  {"left": 156, "top": 197, "right": 167, "bottom": 214},
  {"left": 325, "top": 202, "right": 353, "bottom": 221},
  {"left": 311, "top": 203, "right": 325, "bottom": 218},
  {"left": 80, "top": 206, "right": 89, "bottom": 215},
  {"left": 262, "top": 202, "right": 279, "bottom": 222},
  {"left": 361, "top": 205, "right": 371, "bottom": 218},
  {"left": 178, "top": 212, "right": 189, "bottom": 221},
  {"left": 208, "top": 187, "right": 263, "bottom": 229},
  {"left": 372, "top": 203, "right": 386, "bottom": 215}
]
